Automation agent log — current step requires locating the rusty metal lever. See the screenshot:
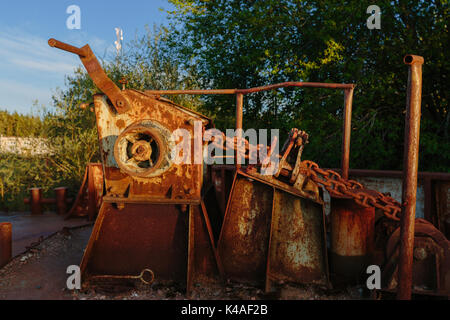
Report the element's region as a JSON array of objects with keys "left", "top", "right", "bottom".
[
  {"left": 48, "top": 38, "right": 88, "bottom": 57},
  {"left": 48, "top": 38, "right": 130, "bottom": 114}
]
